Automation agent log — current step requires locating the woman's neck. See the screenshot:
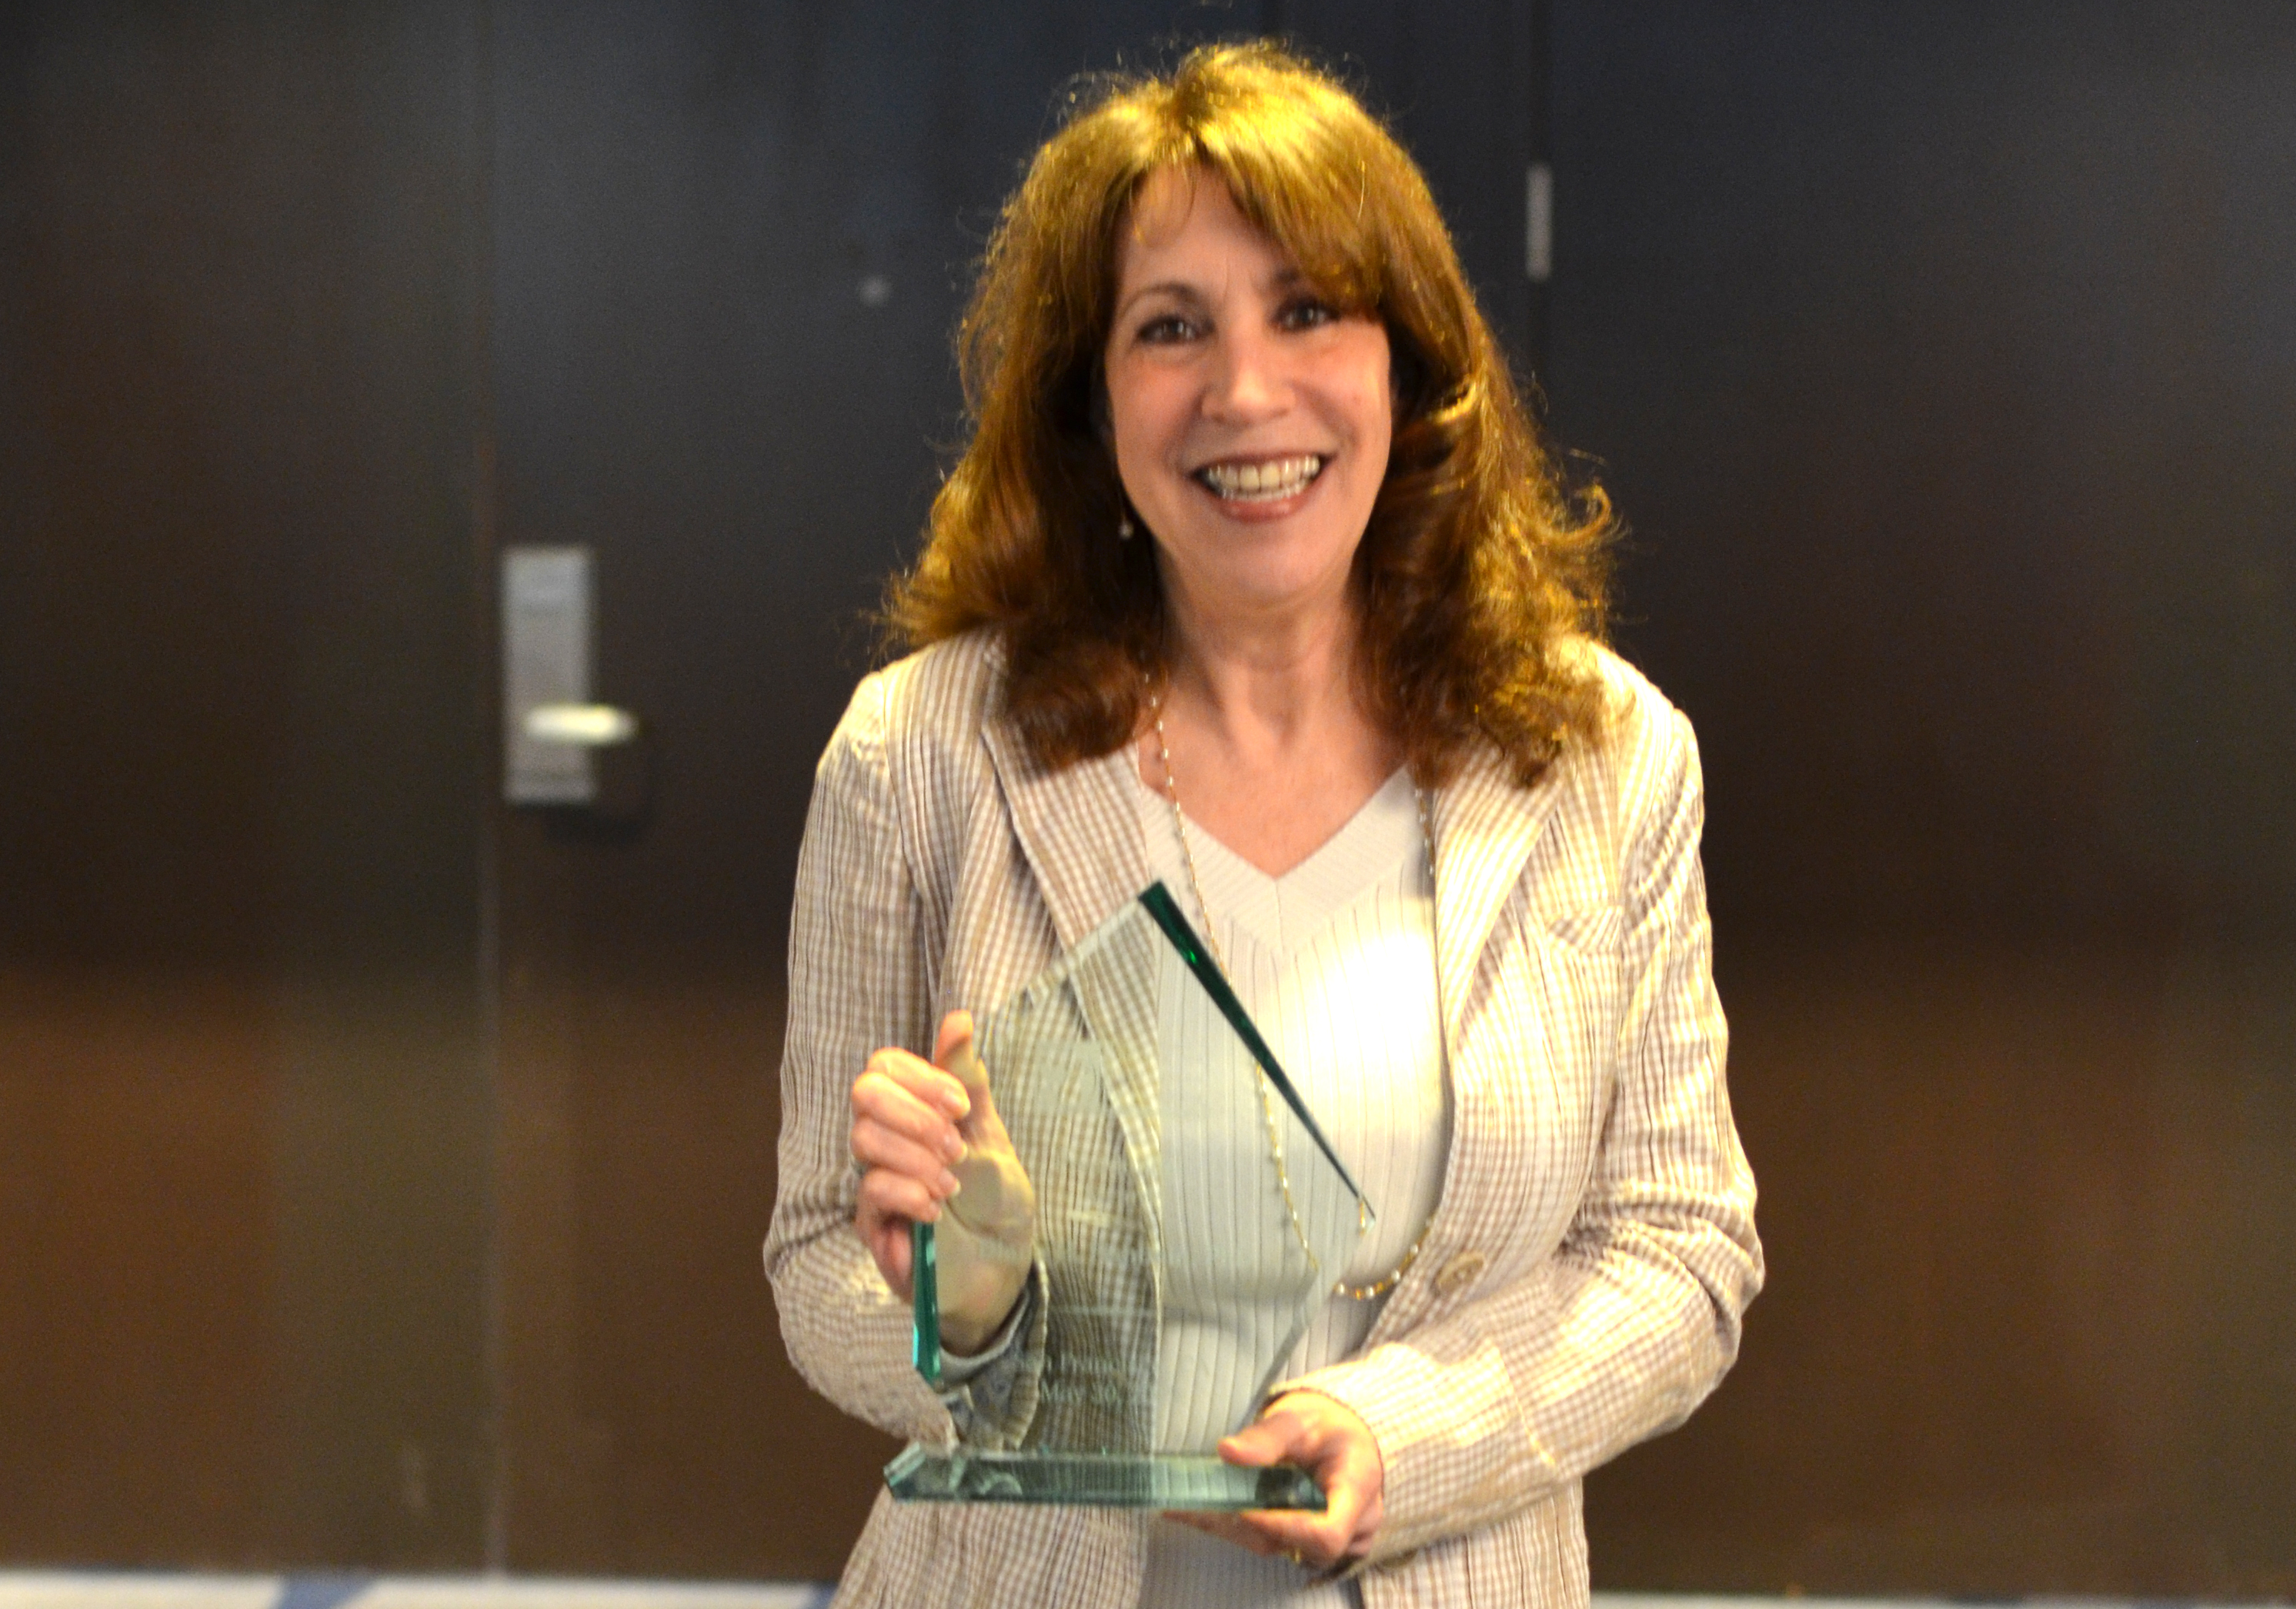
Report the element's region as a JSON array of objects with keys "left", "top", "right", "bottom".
[
  {"left": 1159, "top": 576, "right": 1363, "bottom": 760},
  {"left": 1146, "top": 585, "right": 1400, "bottom": 878}
]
